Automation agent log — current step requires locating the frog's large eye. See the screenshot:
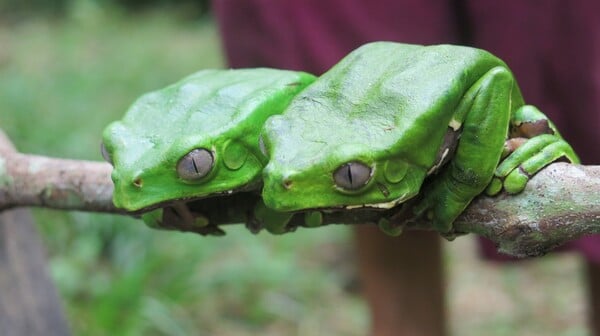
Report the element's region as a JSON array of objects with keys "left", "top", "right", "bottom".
[
  {"left": 333, "top": 162, "right": 372, "bottom": 190},
  {"left": 100, "top": 142, "right": 112, "bottom": 165},
  {"left": 177, "top": 148, "right": 214, "bottom": 180}
]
